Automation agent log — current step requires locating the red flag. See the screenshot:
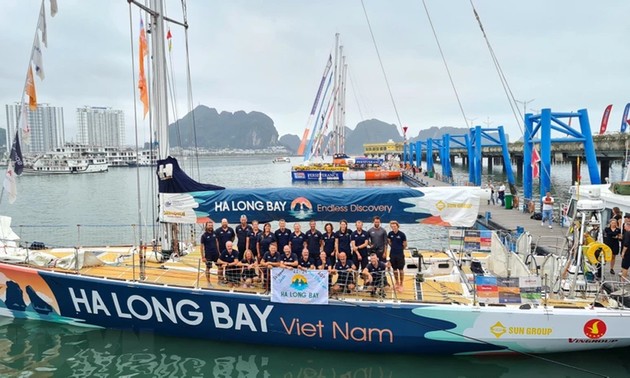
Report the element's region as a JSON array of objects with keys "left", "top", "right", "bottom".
[
  {"left": 166, "top": 29, "right": 172, "bottom": 52},
  {"left": 599, "top": 104, "right": 612, "bottom": 134},
  {"left": 531, "top": 146, "right": 541, "bottom": 179}
]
